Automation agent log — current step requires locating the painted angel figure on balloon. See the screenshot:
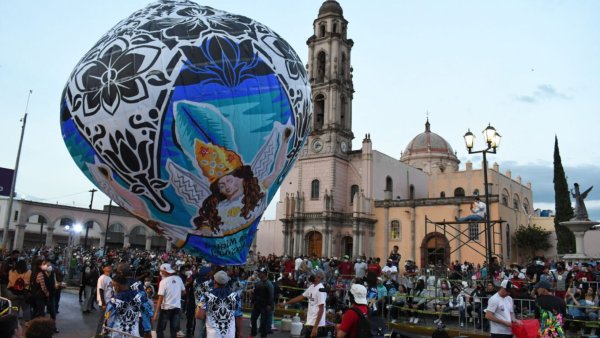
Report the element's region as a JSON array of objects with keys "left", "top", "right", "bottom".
[{"left": 168, "top": 100, "right": 293, "bottom": 237}]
